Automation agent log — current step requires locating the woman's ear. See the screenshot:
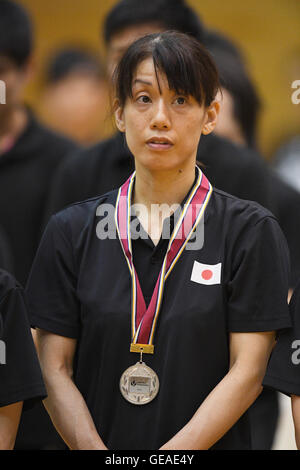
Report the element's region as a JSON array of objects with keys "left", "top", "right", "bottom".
[
  {"left": 202, "top": 101, "right": 220, "bottom": 136},
  {"left": 114, "top": 101, "right": 126, "bottom": 133}
]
